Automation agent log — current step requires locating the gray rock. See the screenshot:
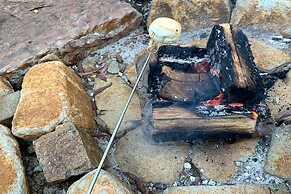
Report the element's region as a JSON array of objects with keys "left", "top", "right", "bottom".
[
  {"left": 33, "top": 122, "right": 105, "bottom": 183},
  {"left": 0, "top": 91, "right": 20, "bottom": 126},
  {"left": 108, "top": 61, "right": 121, "bottom": 74},
  {"left": 0, "top": 77, "right": 14, "bottom": 97},
  {"left": 0, "top": 124, "right": 29, "bottom": 194}
]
